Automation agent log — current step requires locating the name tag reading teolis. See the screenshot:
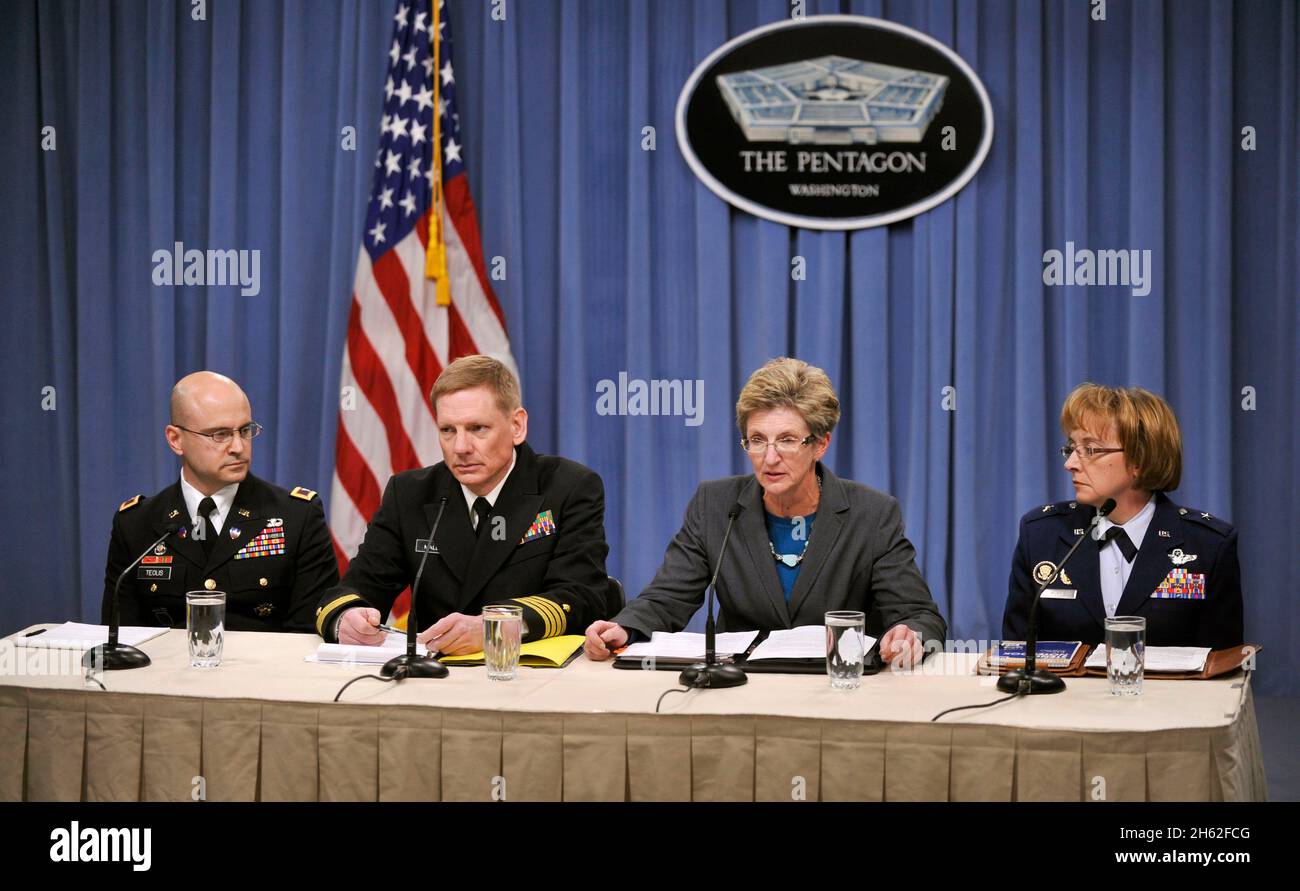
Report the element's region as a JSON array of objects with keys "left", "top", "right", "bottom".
[
  {"left": 1040, "top": 588, "right": 1077, "bottom": 600},
  {"left": 138, "top": 566, "right": 172, "bottom": 580},
  {"left": 414, "top": 539, "right": 438, "bottom": 554}
]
